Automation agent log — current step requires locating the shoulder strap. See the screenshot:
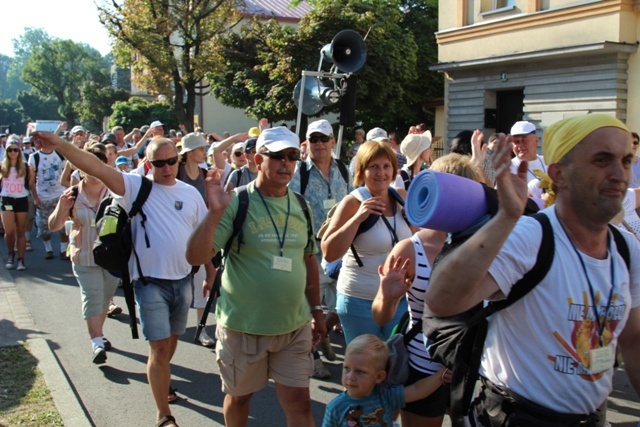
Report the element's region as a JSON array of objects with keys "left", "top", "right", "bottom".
[
  {"left": 224, "top": 185, "right": 250, "bottom": 256},
  {"left": 485, "top": 212, "right": 554, "bottom": 316},
  {"left": 299, "top": 161, "right": 310, "bottom": 195},
  {"left": 400, "top": 169, "right": 410, "bottom": 190},
  {"left": 128, "top": 176, "right": 153, "bottom": 250},
  {"left": 33, "top": 152, "right": 40, "bottom": 173},
  {"left": 235, "top": 168, "right": 243, "bottom": 188},
  {"left": 608, "top": 224, "right": 630, "bottom": 270},
  {"left": 293, "top": 191, "right": 314, "bottom": 251},
  {"left": 335, "top": 159, "right": 349, "bottom": 185},
  {"left": 56, "top": 151, "right": 65, "bottom": 162}
]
